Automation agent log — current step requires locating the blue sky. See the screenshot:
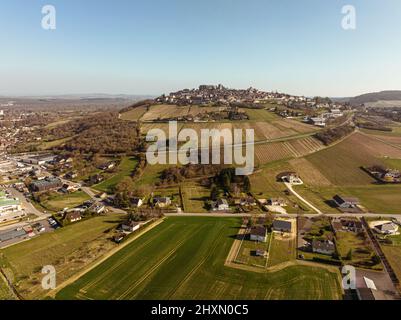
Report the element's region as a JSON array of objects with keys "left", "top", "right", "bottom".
[{"left": 1, "top": 0, "right": 401, "bottom": 97}]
